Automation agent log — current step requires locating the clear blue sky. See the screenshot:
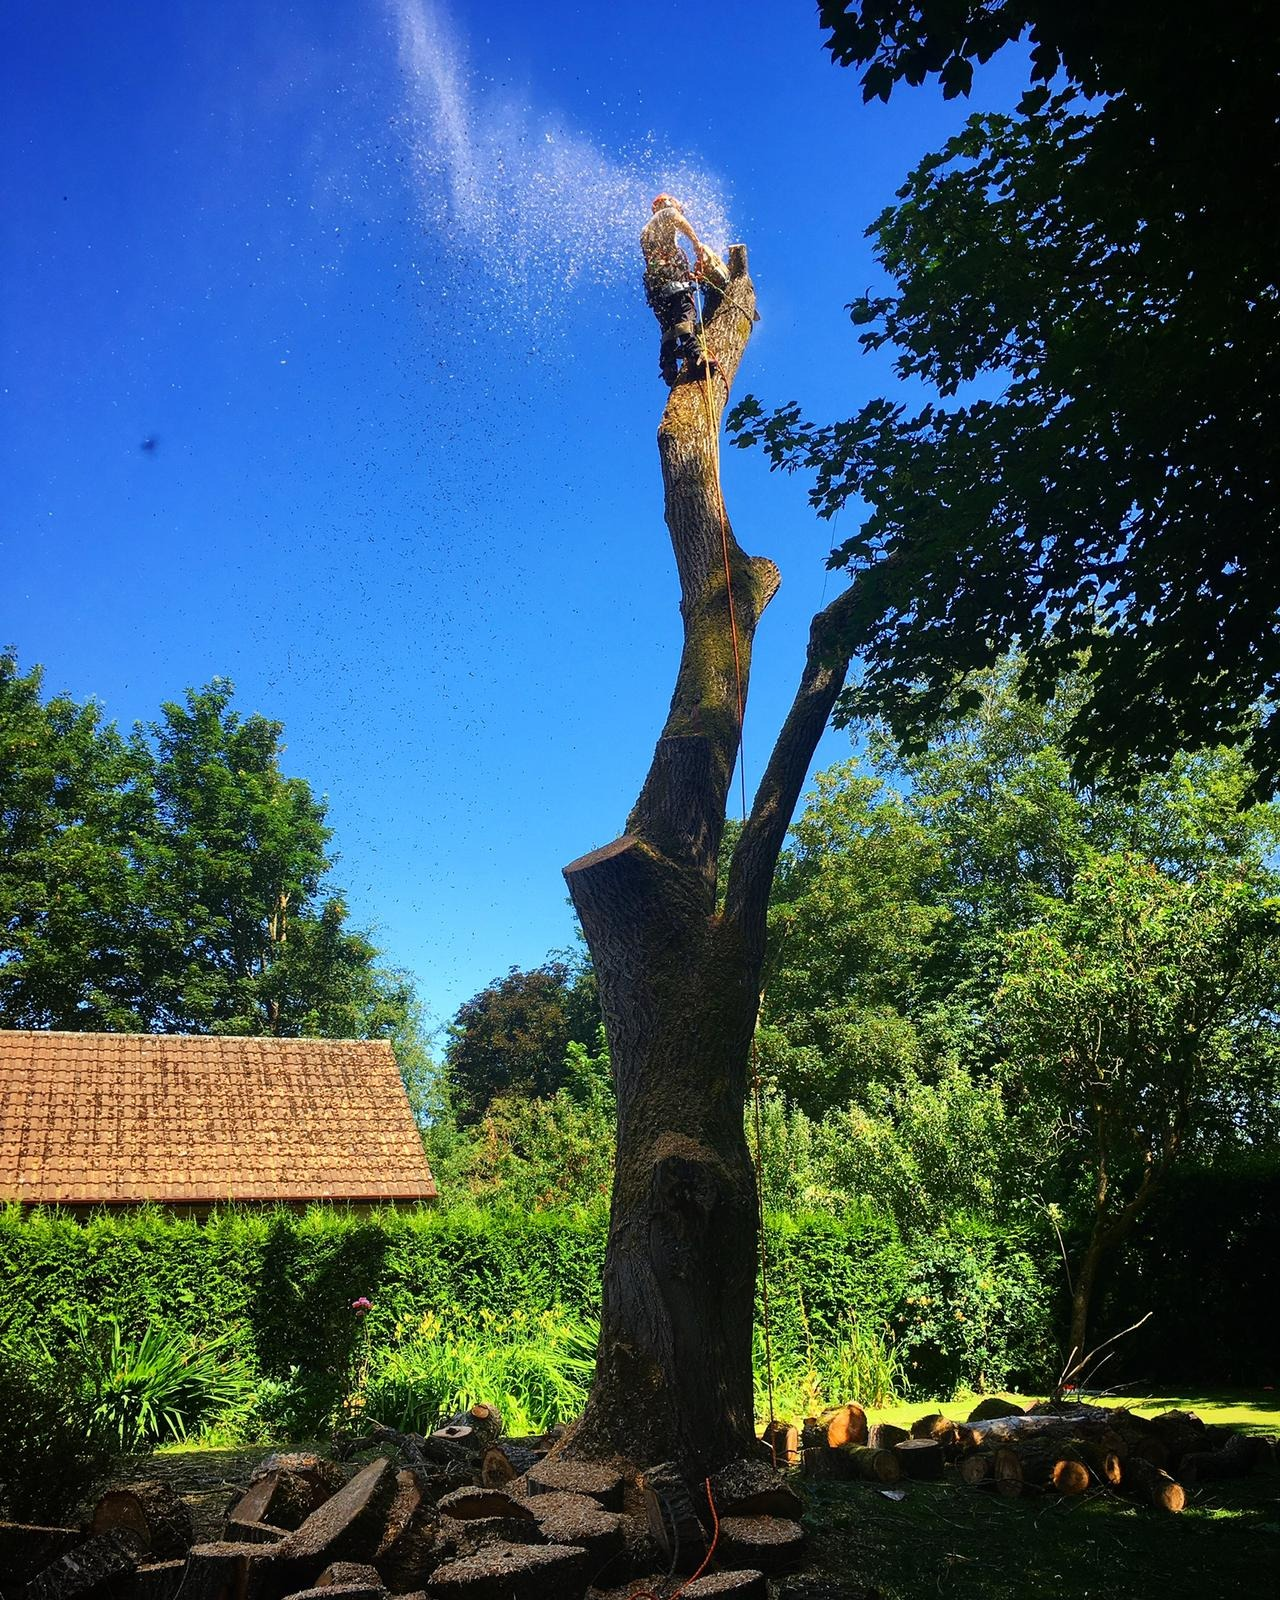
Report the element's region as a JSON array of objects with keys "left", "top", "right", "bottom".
[{"left": 2, "top": 1, "right": 1029, "bottom": 1032}]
